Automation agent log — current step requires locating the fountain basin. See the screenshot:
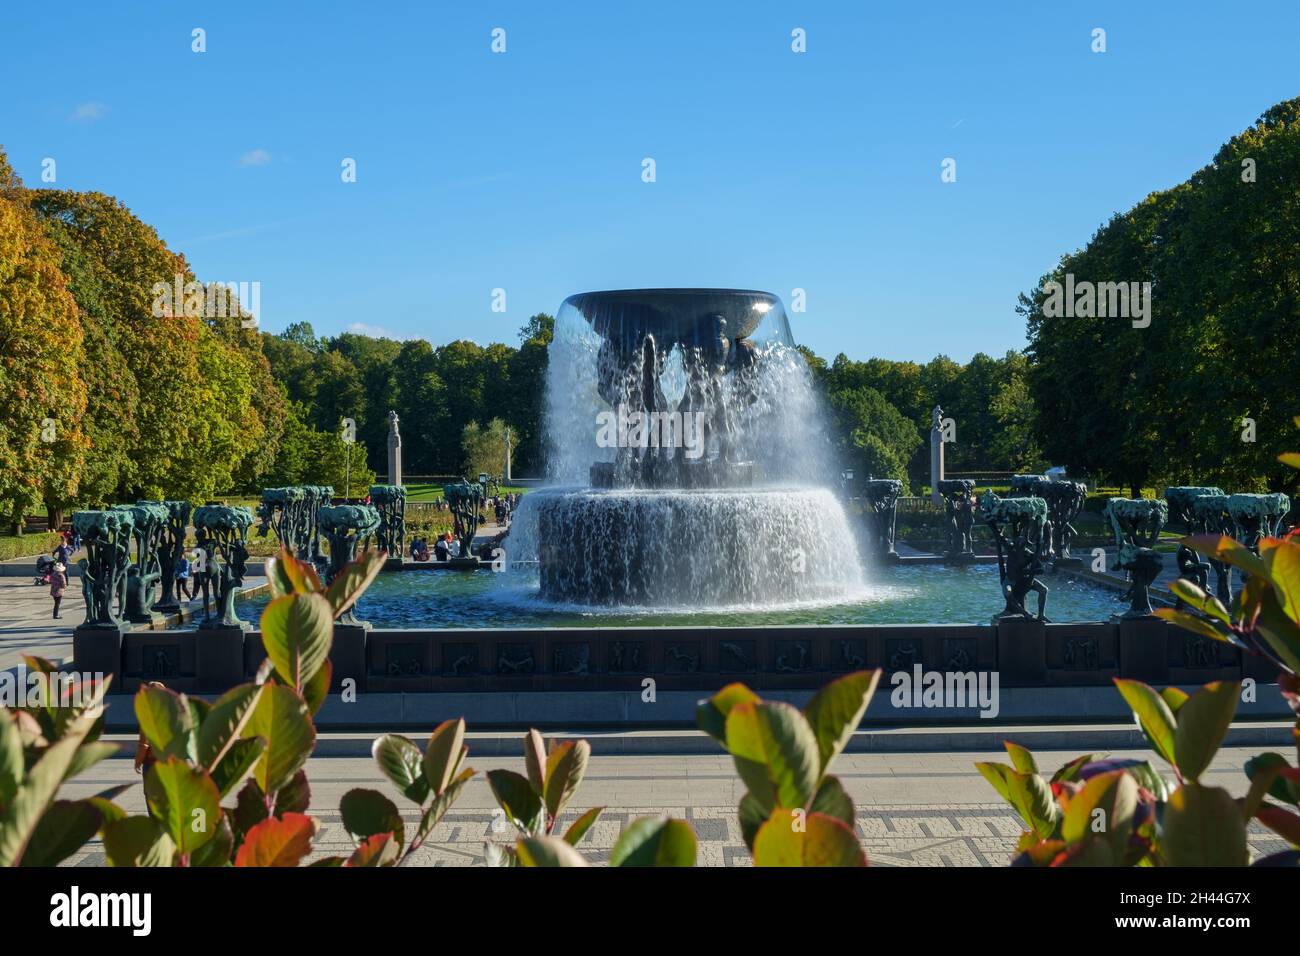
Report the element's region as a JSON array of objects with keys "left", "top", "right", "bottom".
[{"left": 531, "top": 486, "right": 862, "bottom": 606}]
